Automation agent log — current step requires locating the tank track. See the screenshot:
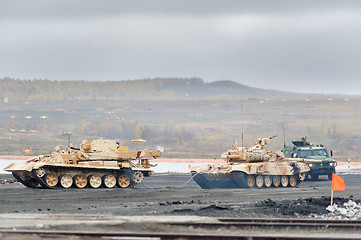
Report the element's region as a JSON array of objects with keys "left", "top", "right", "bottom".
[
  {"left": 28, "top": 166, "right": 149, "bottom": 189},
  {"left": 12, "top": 172, "right": 39, "bottom": 188}
]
